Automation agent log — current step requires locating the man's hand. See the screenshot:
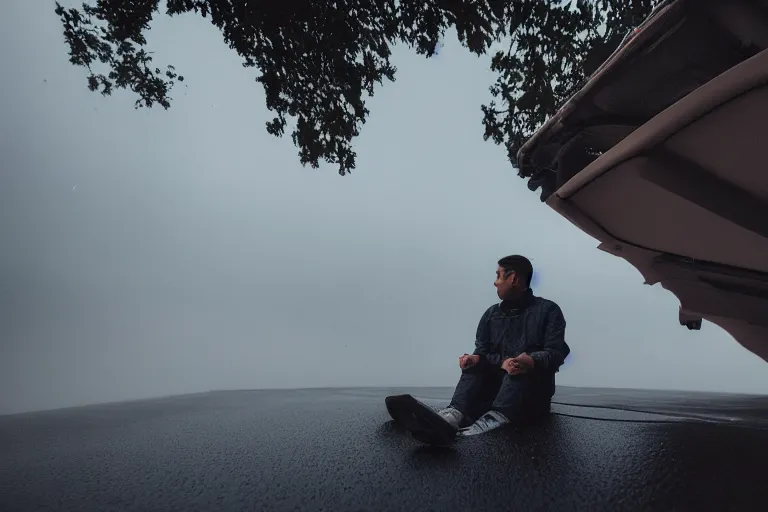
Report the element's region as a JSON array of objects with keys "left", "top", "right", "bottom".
[
  {"left": 502, "top": 353, "right": 535, "bottom": 375},
  {"left": 501, "top": 358, "right": 520, "bottom": 374},
  {"left": 459, "top": 354, "right": 480, "bottom": 369}
]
